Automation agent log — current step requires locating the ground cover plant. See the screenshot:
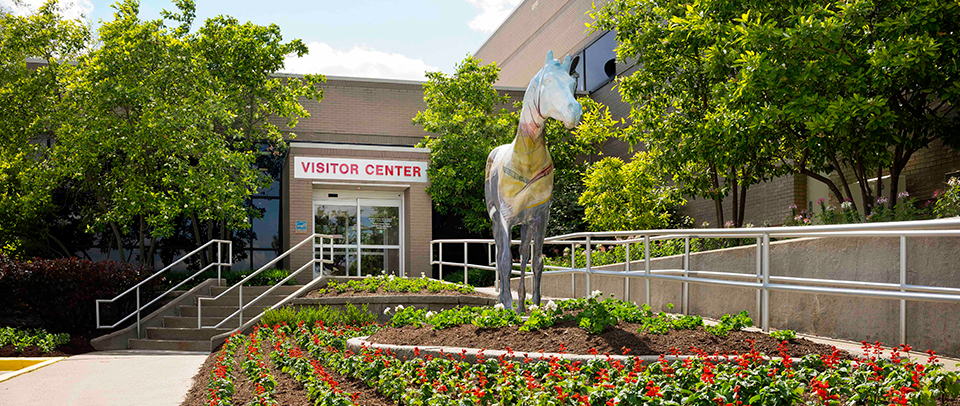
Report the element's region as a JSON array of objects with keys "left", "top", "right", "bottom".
[
  {"left": 185, "top": 304, "right": 960, "bottom": 406},
  {"left": 306, "top": 274, "right": 476, "bottom": 298},
  {"left": 0, "top": 327, "right": 70, "bottom": 355}
]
